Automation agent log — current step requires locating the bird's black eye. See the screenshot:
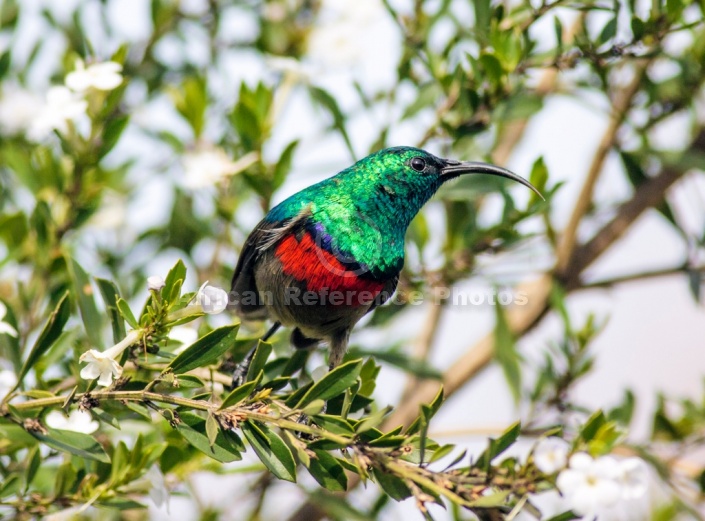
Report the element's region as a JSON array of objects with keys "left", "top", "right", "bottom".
[{"left": 410, "top": 157, "right": 426, "bottom": 172}]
